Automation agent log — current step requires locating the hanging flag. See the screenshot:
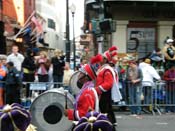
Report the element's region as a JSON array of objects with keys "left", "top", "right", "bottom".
[
  {"left": 14, "top": 11, "right": 36, "bottom": 39},
  {"left": 31, "top": 16, "right": 43, "bottom": 34}
]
